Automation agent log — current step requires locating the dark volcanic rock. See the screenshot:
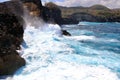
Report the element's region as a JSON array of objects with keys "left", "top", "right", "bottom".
[
  {"left": 0, "top": 49, "right": 25, "bottom": 75},
  {"left": 0, "top": 14, "right": 24, "bottom": 49},
  {"left": 62, "top": 30, "right": 71, "bottom": 36},
  {"left": 0, "top": 2, "right": 25, "bottom": 75}
]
